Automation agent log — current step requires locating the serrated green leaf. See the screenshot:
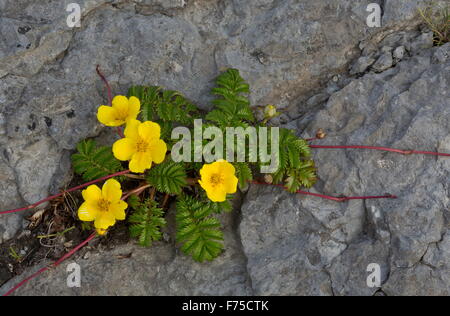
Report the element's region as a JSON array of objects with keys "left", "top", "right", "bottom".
[
  {"left": 175, "top": 195, "right": 224, "bottom": 262},
  {"left": 71, "top": 140, "right": 123, "bottom": 182},
  {"left": 128, "top": 197, "right": 166, "bottom": 247},
  {"left": 233, "top": 162, "right": 252, "bottom": 190},
  {"left": 146, "top": 161, "right": 187, "bottom": 195},
  {"left": 206, "top": 68, "right": 254, "bottom": 128}
]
